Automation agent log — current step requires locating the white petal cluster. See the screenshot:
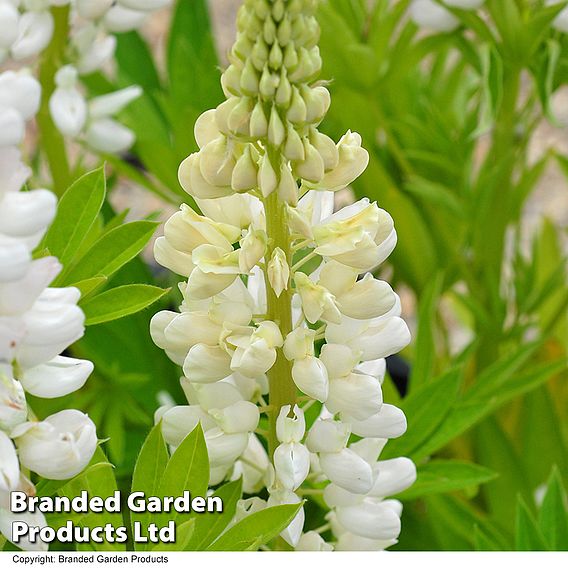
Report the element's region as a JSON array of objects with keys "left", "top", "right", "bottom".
[
  {"left": 151, "top": 0, "right": 414, "bottom": 551},
  {"left": 409, "top": 0, "right": 485, "bottom": 32},
  {"left": 0, "top": 70, "right": 97, "bottom": 551},
  {"left": 0, "top": 0, "right": 169, "bottom": 154},
  {"left": 152, "top": 276, "right": 268, "bottom": 485}
]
